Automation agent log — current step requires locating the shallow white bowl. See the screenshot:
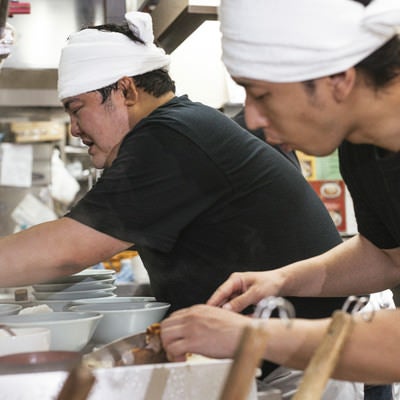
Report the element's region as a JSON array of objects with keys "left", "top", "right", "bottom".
[
  {"left": 34, "top": 295, "right": 116, "bottom": 312},
  {"left": 68, "top": 296, "right": 156, "bottom": 306},
  {"left": 0, "top": 304, "right": 22, "bottom": 316},
  {"left": 0, "top": 327, "right": 51, "bottom": 356},
  {"left": 32, "top": 286, "right": 116, "bottom": 301},
  {"left": 0, "top": 312, "right": 103, "bottom": 351},
  {"left": 67, "top": 302, "right": 170, "bottom": 344},
  {"left": 42, "top": 269, "right": 116, "bottom": 284},
  {"left": 32, "top": 278, "right": 115, "bottom": 293}
]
